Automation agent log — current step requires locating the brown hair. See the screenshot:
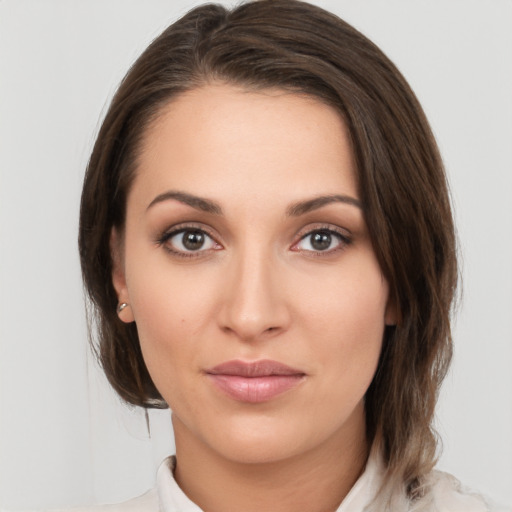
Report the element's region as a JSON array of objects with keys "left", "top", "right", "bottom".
[{"left": 78, "top": 0, "right": 457, "bottom": 504}]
